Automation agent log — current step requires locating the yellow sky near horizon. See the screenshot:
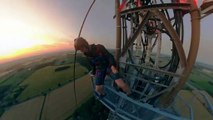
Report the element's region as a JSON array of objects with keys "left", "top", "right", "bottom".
[{"left": 0, "top": 1, "right": 73, "bottom": 63}]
